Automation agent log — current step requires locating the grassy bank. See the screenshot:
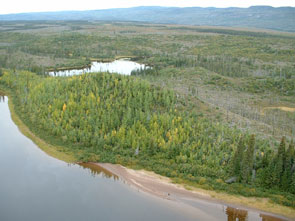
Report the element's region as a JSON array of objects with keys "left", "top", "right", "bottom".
[{"left": 1, "top": 87, "right": 77, "bottom": 163}]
